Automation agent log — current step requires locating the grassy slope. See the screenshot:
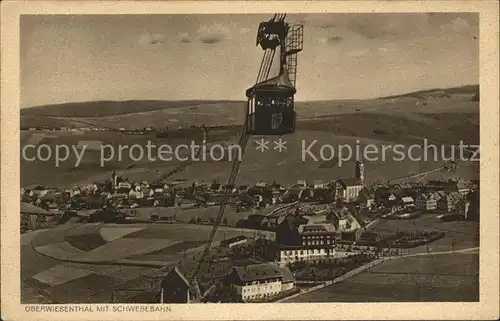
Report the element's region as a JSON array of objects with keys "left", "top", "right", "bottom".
[{"left": 21, "top": 100, "right": 244, "bottom": 118}]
